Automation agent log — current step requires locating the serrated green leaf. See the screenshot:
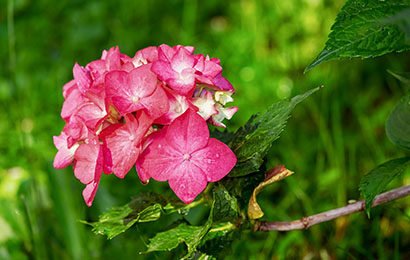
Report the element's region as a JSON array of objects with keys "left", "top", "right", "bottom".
[
  {"left": 228, "top": 86, "right": 321, "bottom": 177},
  {"left": 306, "top": 0, "right": 410, "bottom": 72},
  {"left": 386, "top": 95, "right": 410, "bottom": 150},
  {"left": 210, "top": 128, "right": 235, "bottom": 145},
  {"left": 198, "top": 222, "right": 237, "bottom": 259},
  {"left": 359, "top": 157, "right": 410, "bottom": 217},
  {"left": 82, "top": 192, "right": 194, "bottom": 239},
  {"left": 212, "top": 184, "right": 238, "bottom": 222},
  {"left": 143, "top": 220, "right": 212, "bottom": 259}
]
